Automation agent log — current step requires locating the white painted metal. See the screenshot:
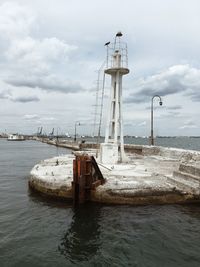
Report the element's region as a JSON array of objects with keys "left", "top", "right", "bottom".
[{"left": 100, "top": 34, "right": 129, "bottom": 164}]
